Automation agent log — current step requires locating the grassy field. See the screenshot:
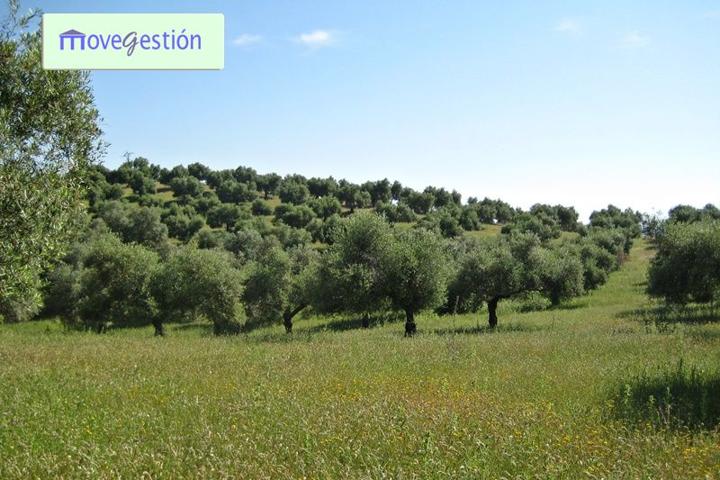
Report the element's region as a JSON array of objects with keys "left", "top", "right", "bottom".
[{"left": 1, "top": 241, "right": 719, "bottom": 478}]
